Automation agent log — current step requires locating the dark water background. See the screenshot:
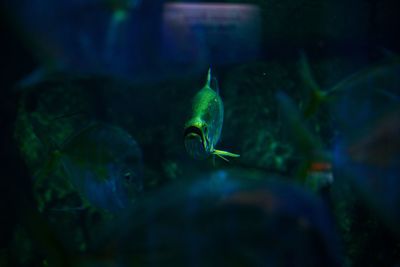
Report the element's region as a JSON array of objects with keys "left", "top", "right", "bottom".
[{"left": 1, "top": 0, "right": 400, "bottom": 266}]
